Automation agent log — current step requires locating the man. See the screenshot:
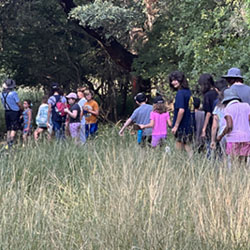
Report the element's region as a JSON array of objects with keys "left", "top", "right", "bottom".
[{"left": 222, "top": 67, "right": 250, "bottom": 105}]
